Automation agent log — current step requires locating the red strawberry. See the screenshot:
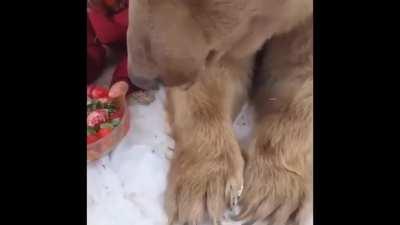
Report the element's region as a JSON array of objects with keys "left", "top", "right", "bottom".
[
  {"left": 91, "top": 86, "right": 109, "bottom": 99},
  {"left": 97, "top": 128, "right": 113, "bottom": 138},
  {"left": 87, "top": 134, "right": 99, "bottom": 144},
  {"left": 87, "top": 84, "right": 95, "bottom": 98},
  {"left": 110, "top": 107, "right": 124, "bottom": 120},
  {"left": 87, "top": 109, "right": 109, "bottom": 127}
]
